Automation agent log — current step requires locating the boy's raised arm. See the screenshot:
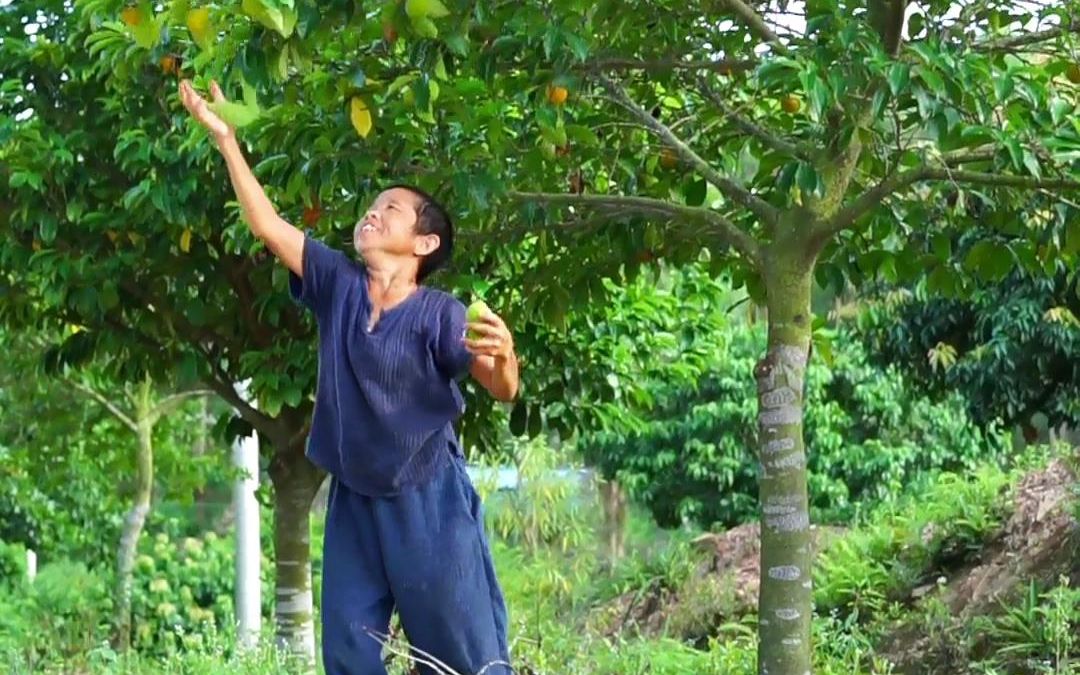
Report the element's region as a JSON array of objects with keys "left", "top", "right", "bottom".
[{"left": 179, "top": 79, "right": 304, "bottom": 277}]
